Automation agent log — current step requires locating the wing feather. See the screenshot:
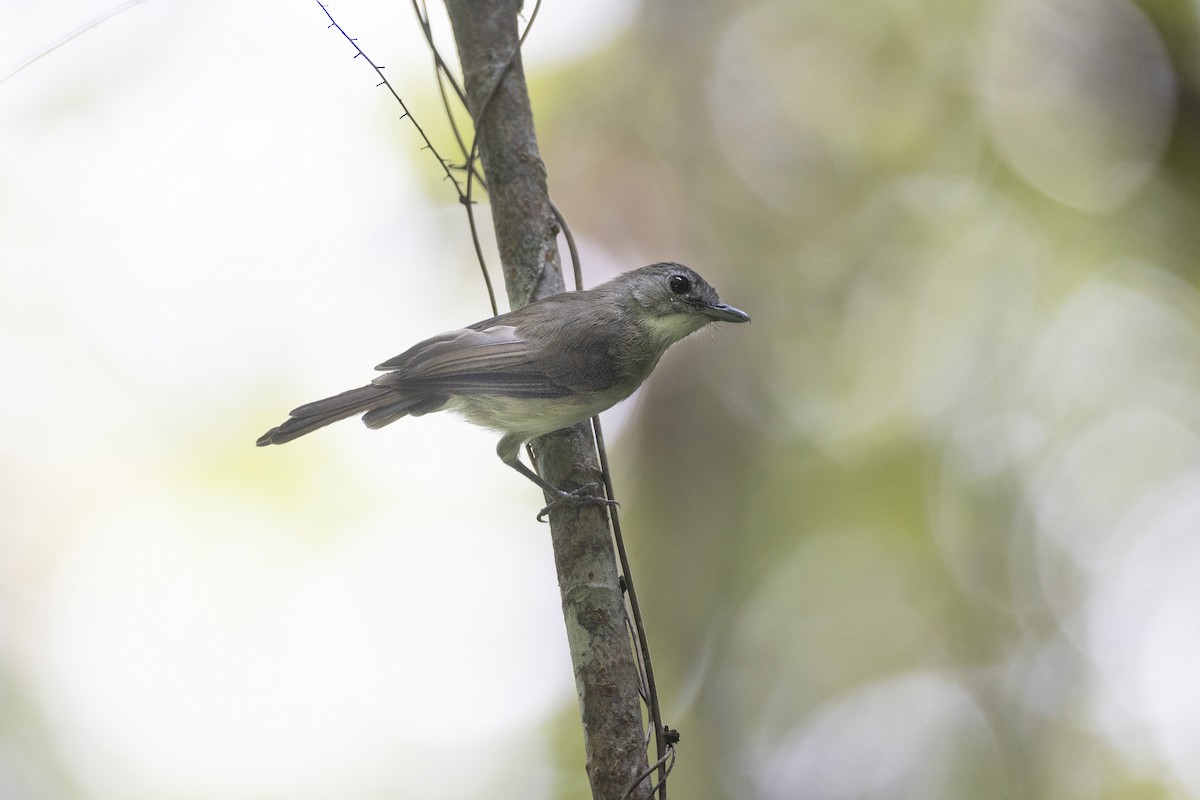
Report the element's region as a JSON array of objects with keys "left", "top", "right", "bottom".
[
  {"left": 375, "top": 326, "right": 526, "bottom": 373},
  {"left": 371, "top": 324, "right": 571, "bottom": 397}
]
